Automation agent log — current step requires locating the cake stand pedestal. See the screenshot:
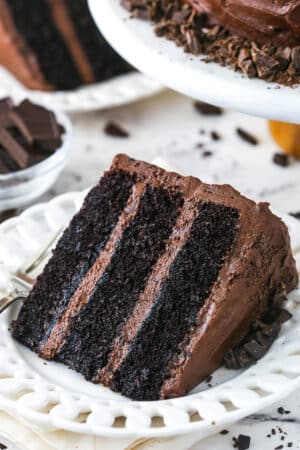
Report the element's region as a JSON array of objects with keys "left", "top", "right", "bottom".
[{"left": 89, "top": 0, "right": 300, "bottom": 124}]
